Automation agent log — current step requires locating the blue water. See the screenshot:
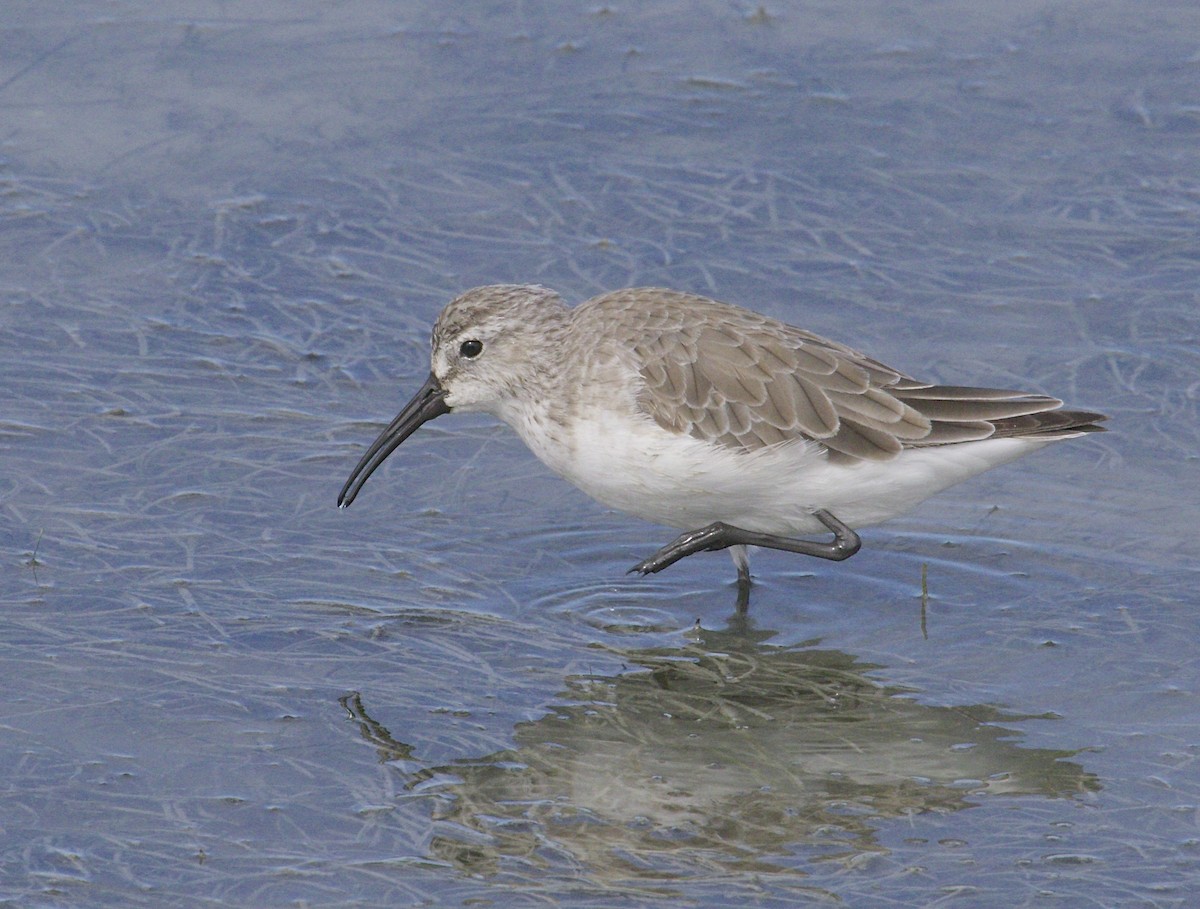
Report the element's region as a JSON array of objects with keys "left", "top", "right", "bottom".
[{"left": 3, "top": 2, "right": 1199, "bottom": 906}]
